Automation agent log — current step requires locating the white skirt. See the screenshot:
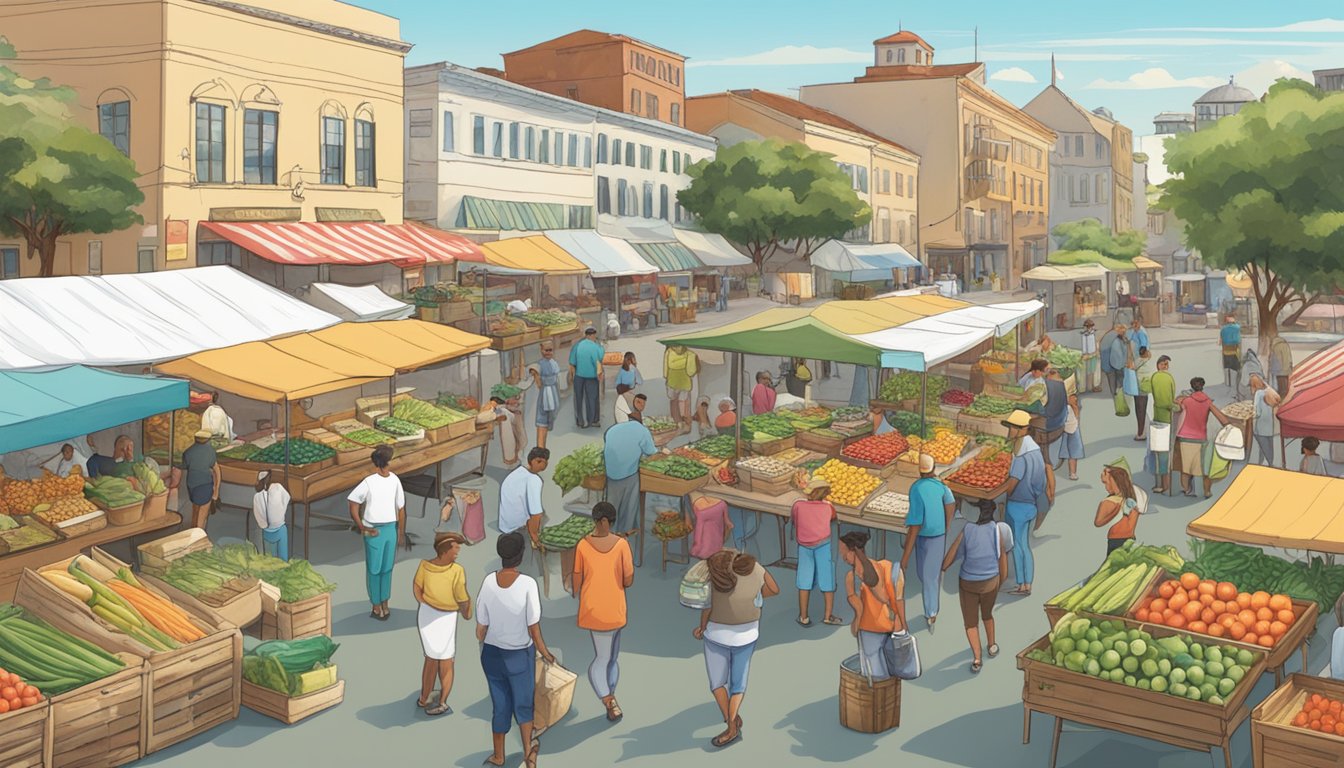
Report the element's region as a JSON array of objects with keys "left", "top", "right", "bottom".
[{"left": 417, "top": 603, "right": 458, "bottom": 660}]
